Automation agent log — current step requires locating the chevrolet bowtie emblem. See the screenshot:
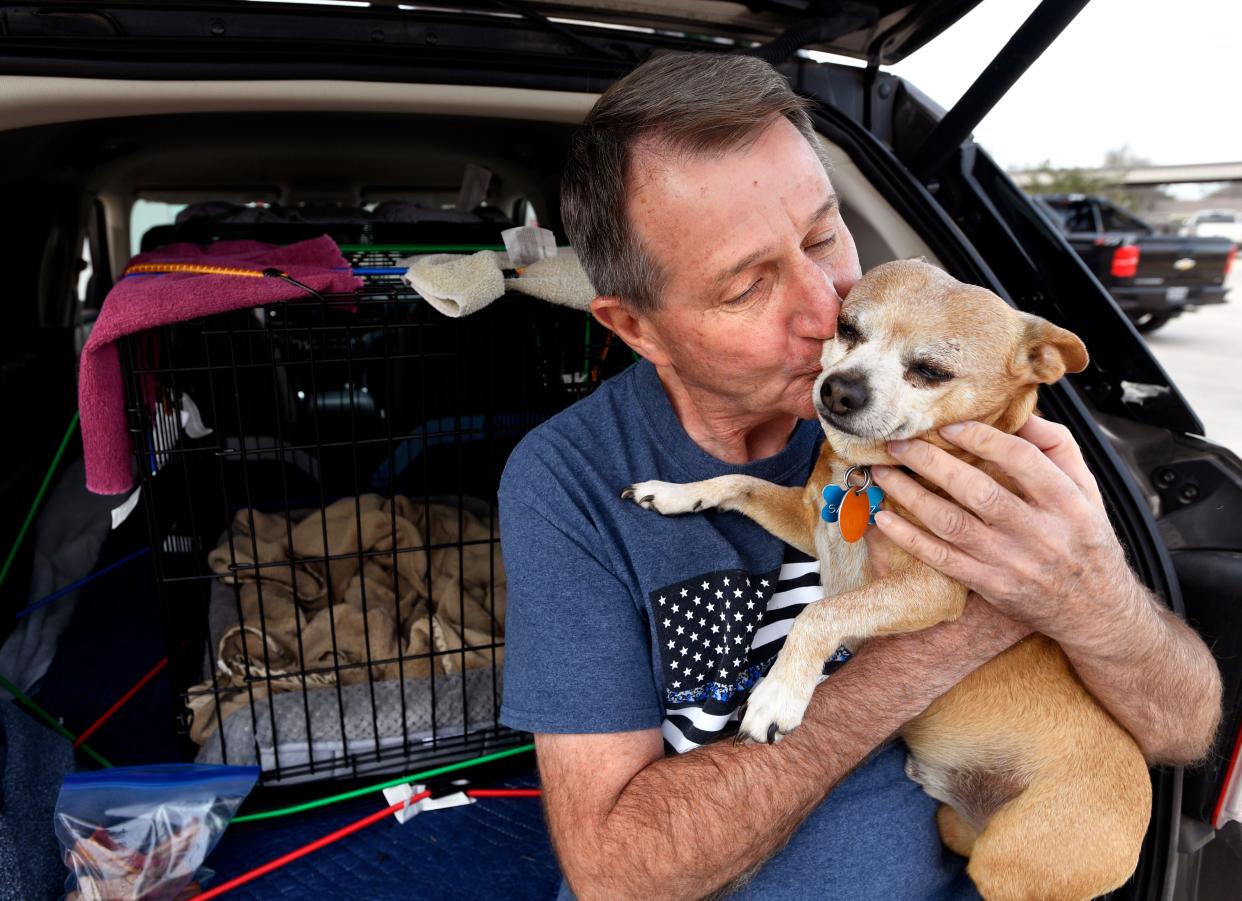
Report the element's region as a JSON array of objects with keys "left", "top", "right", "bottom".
[{"left": 1173, "top": 257, "right": 1196, "bottom": 271}]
